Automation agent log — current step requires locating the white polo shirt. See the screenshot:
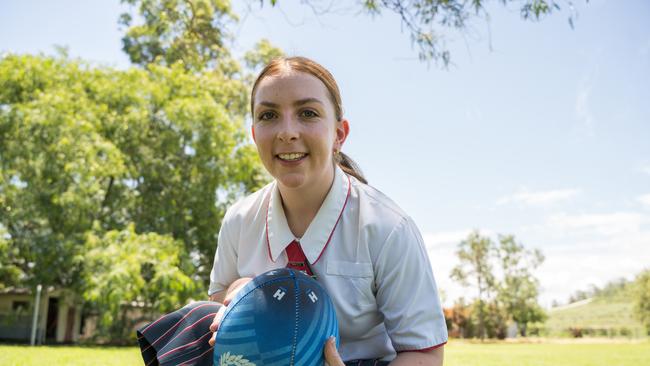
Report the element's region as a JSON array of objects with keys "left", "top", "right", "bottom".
[{"left": 209, "top": 166, "right": 448, "bottom": 361}]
